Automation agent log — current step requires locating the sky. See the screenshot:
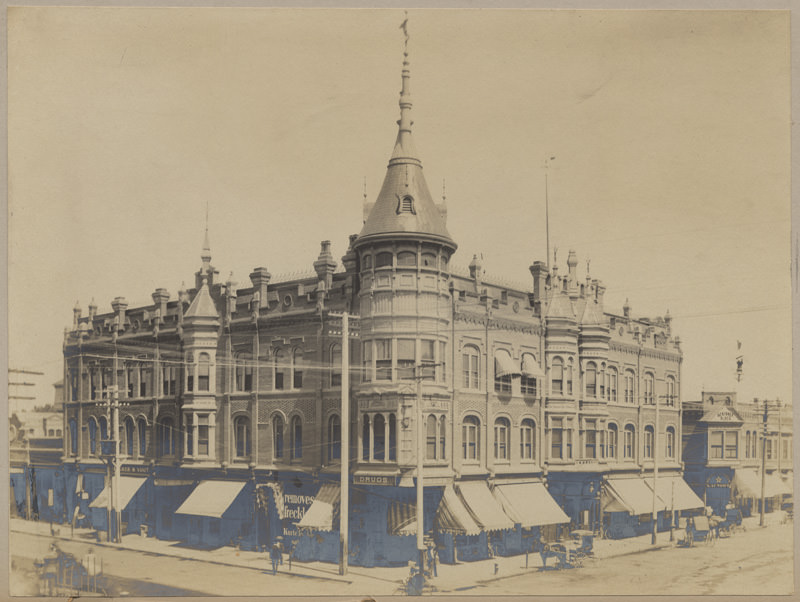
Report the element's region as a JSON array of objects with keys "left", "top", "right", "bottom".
[{"left": 7, "top": 8, "right": 792, "bottom": 406}]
